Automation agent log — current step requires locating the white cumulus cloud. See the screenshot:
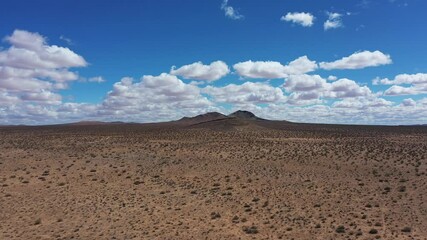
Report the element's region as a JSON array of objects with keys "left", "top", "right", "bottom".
[
  {"left": 401, "top": 98, "right": 416, "bottom": 107},
  {"left": 0, "top": 29, "right": 87, "bottom": 105},
  {"left": 375, "top": 73, "right": 427, "bottom": 96},
  {"left": 233, "top": 56, "right": 317, "bottom": 79},
  {"left": 326, "top": 78, "right": 372, "bottom": 98},
  {"left": 284, "top": 74, "right": 327, "bottom": 92},
  {"left": 332, "top": 97, "right": 392, "bottom": 109},
  {"left": 281, "top": 12, "right": 315, "bottom": 27},
  {"left": 203, "top": 81, "right": 286, "bottom": 104},
  {"left": 170, "top": 61, "right": 229, "bottom": 82},
  {"left": 283, "top": 75, "right": 373, "bottom": 105},
  {"left": 319, "top": 50, "right": 392, "bottom": 70},
  {"left": 383, "top": 85, "right": 423, "bottom": 96},
  {"left": 100, "top": 73, "right": 213, "bottom": 121},
  {"left": 373, "top": 73, "right": 427, "bottom": 85},
  {"left": 324, "top": 12, "right": 343, "bottom": 30}
]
